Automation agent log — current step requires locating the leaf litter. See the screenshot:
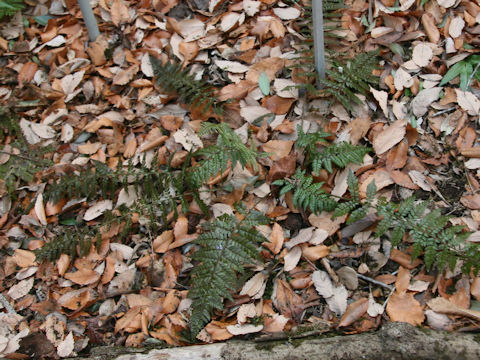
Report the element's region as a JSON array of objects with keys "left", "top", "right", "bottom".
[{"left": 0, "top": 0, "right": 479, "bottom": 357}]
